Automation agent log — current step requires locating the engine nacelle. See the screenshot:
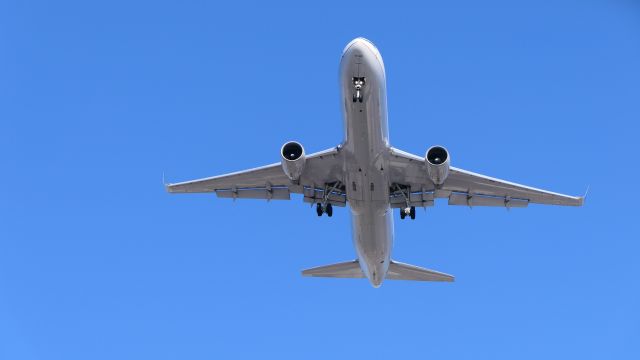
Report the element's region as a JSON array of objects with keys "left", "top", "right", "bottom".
[
  {"left": 425, "top": 145, "right": 450, "bottom": 185},
  {"left": 280, "top": 141, "right": 306, "bottom": 182}
]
